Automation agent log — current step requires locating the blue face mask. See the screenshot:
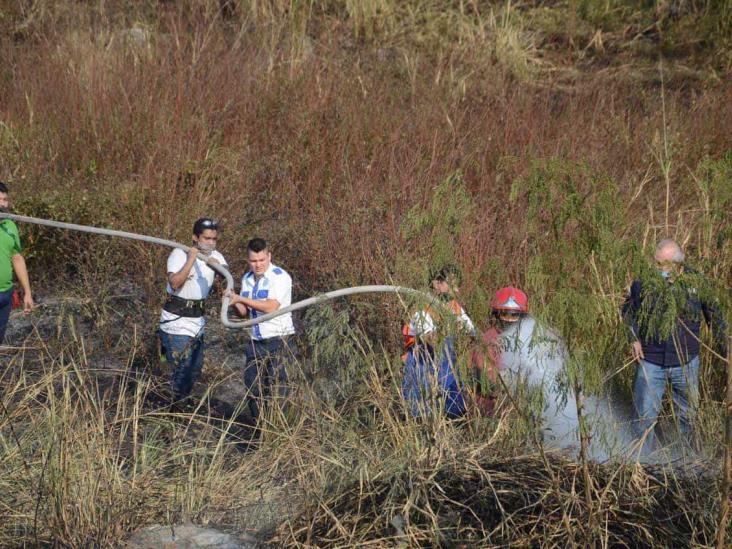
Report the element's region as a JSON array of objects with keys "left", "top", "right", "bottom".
[{"left": 658, "top": 270, "right": 671, "bottom": 279}]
